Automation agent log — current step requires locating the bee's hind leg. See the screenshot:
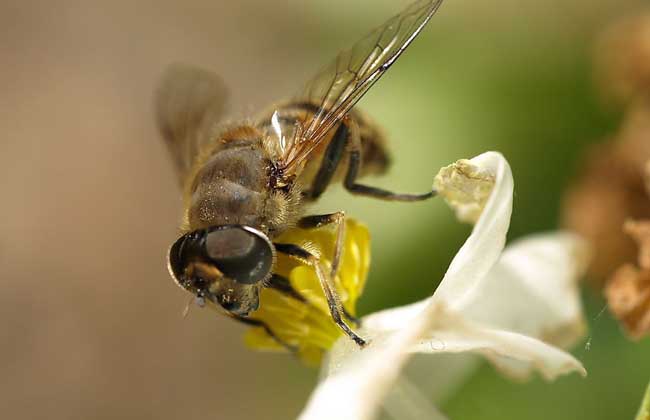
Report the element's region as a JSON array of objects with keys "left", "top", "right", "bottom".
[
  {"left": 302, "top": 123, "right": 349, "bottom": 201},
  {"left": 344, "top": 117, "right": 436, "bottom": 202},
  {"left": 303, "top": 117, "right": 435, "bottom": 202},
  {"left": 274, "top": 243, "right": 367, "bottom": 348}
]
